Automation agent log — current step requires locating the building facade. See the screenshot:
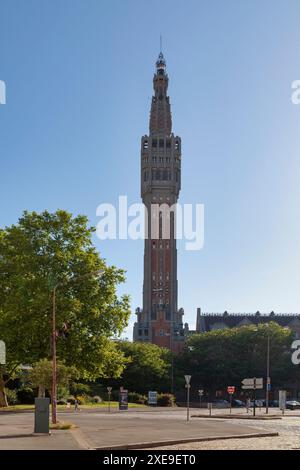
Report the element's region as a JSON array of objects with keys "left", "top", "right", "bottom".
[
  {"left": 190, "top": 308, "right": 300, "bottom": 339},
  {"left": 133, "top": 52, "right": 187, "bottom": 352}
]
